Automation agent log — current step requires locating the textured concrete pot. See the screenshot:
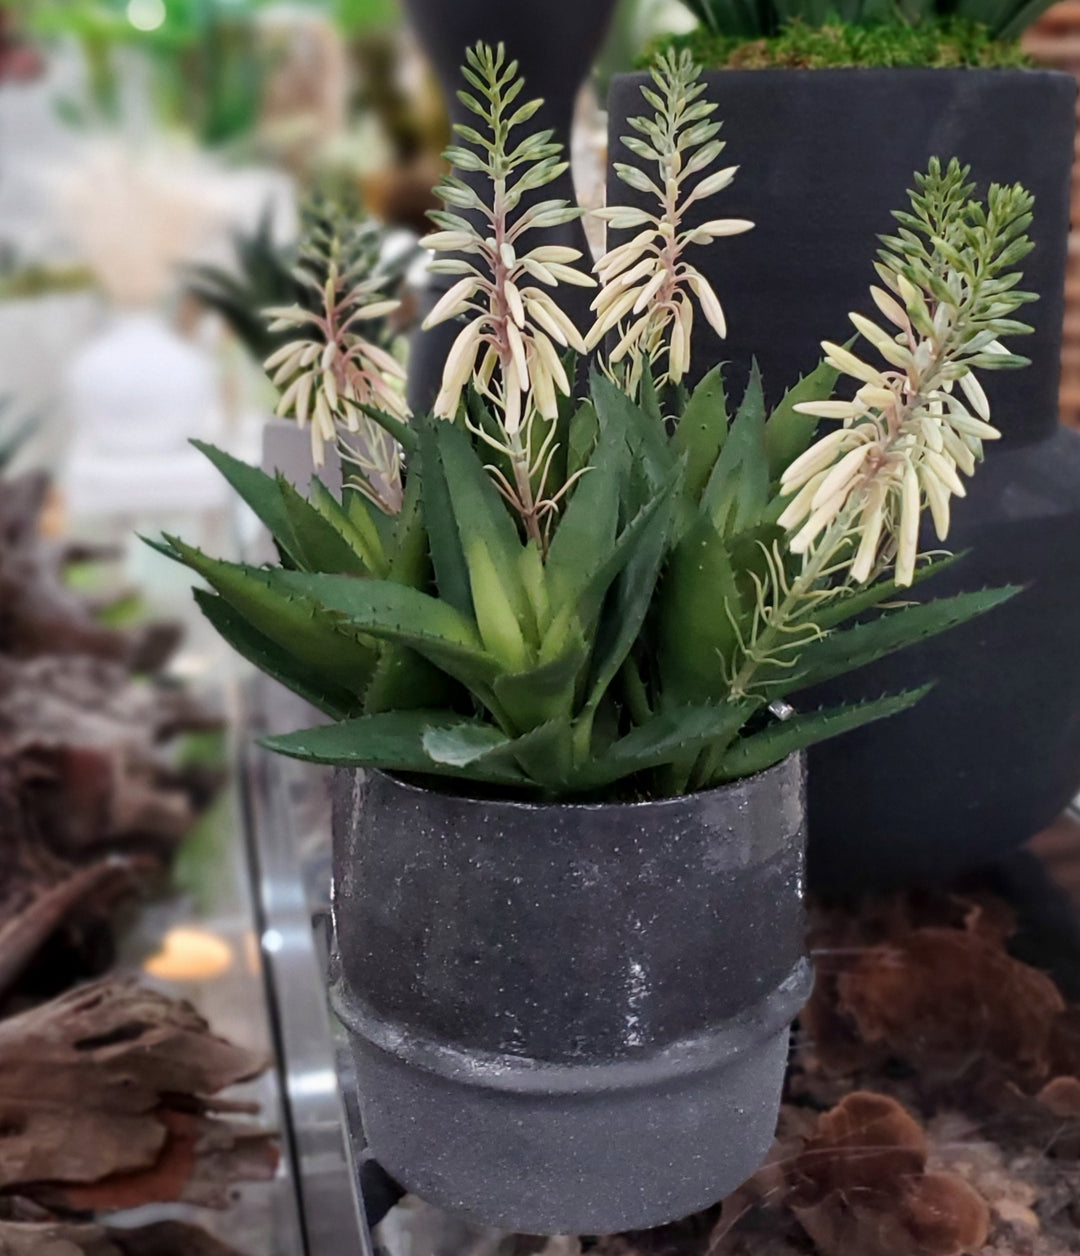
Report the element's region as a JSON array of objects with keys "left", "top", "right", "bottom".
[
  {"left": 331, "top": 757, "right": 811, "bottom": 1235},
  {"left": 607, "top": 68, "right": 1080, "bottom": 889},
  {"left": 402, "top": 0, "right": 617, "bottom": 412}
]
